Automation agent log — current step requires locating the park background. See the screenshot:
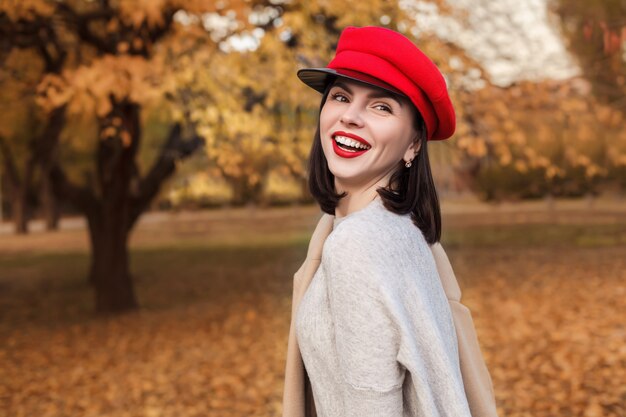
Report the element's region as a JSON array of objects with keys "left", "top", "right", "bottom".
[{"left": 0, "top": 0, "right": 625, "bottom": 416}]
